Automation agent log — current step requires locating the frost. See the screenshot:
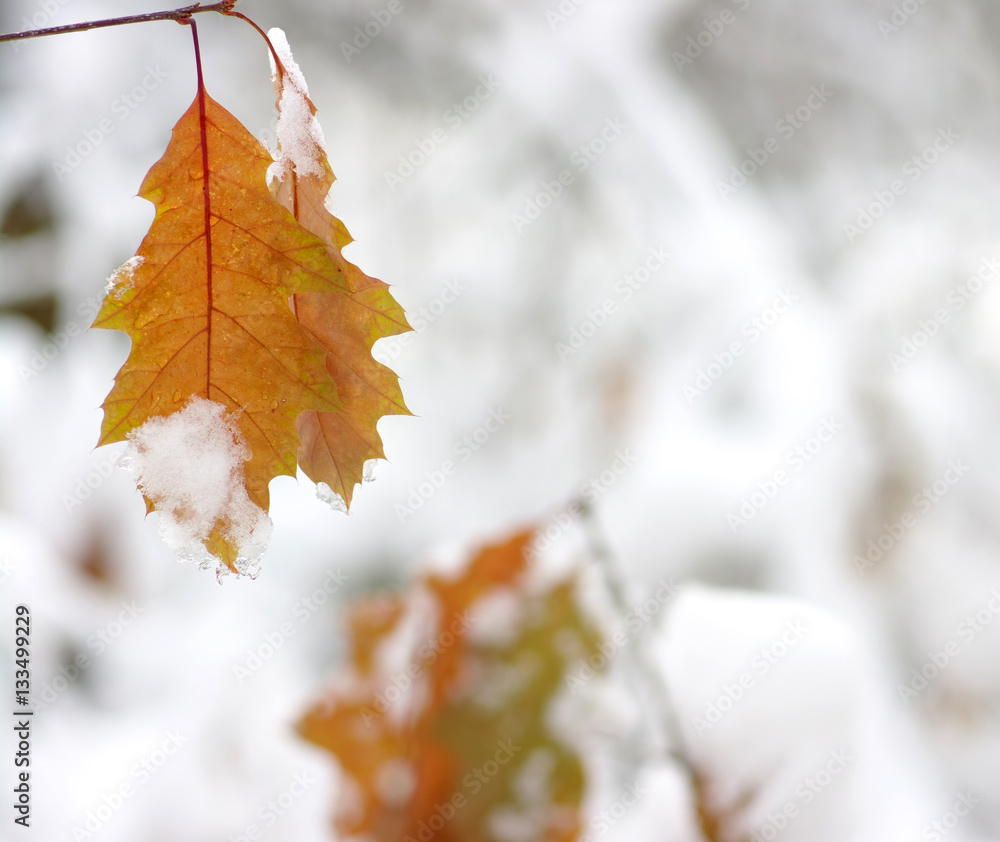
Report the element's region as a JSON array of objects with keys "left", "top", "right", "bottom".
[
  {"left": 362, "top": 459, "right": 377, "bottom": 483},
  {"left": 316, "top": 481, "right": 348, "bottom": 513},
  {"left": 105, "top": 256, "right": 144, "bottom": 299},
  {"left": 121, "top": 396, "right": 272, "bottom": 577},
  {"left": 266, "top": 27, "right": 327, "bottom": 181}
]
